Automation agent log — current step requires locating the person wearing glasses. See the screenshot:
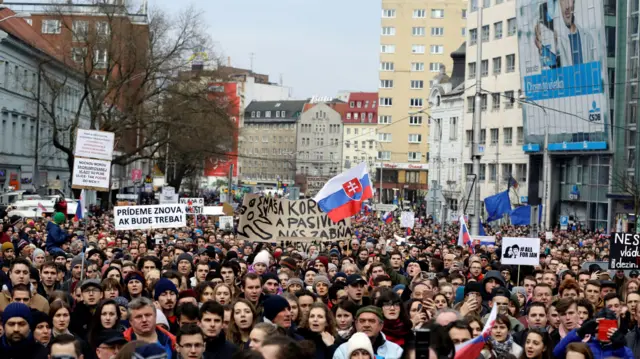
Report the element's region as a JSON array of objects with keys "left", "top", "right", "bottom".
[
  {"left": 94, "top": 329, "right": 127, "bottom": 359},
  {"left": 70, "top": 279, "right": 104, "bottom": 341},
  {"left": 176, "top": 324, "right": 207, "bottom": 359},
  {"left": 374, "top": 290, "right": 413, "bottom": 346}
]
